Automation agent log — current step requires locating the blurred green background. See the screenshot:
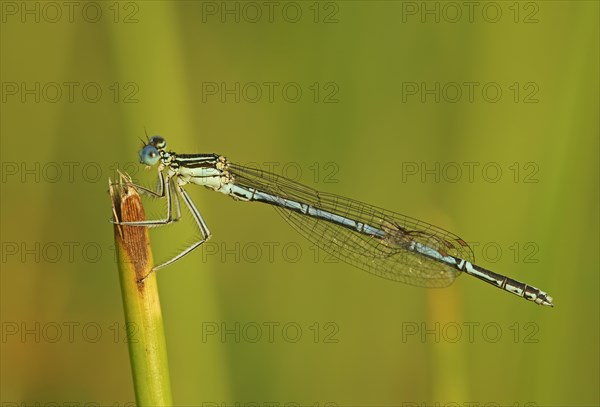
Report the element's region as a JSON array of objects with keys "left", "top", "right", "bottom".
[{"left": 1, "top": 1, "right": 598, "bottom": 406}]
